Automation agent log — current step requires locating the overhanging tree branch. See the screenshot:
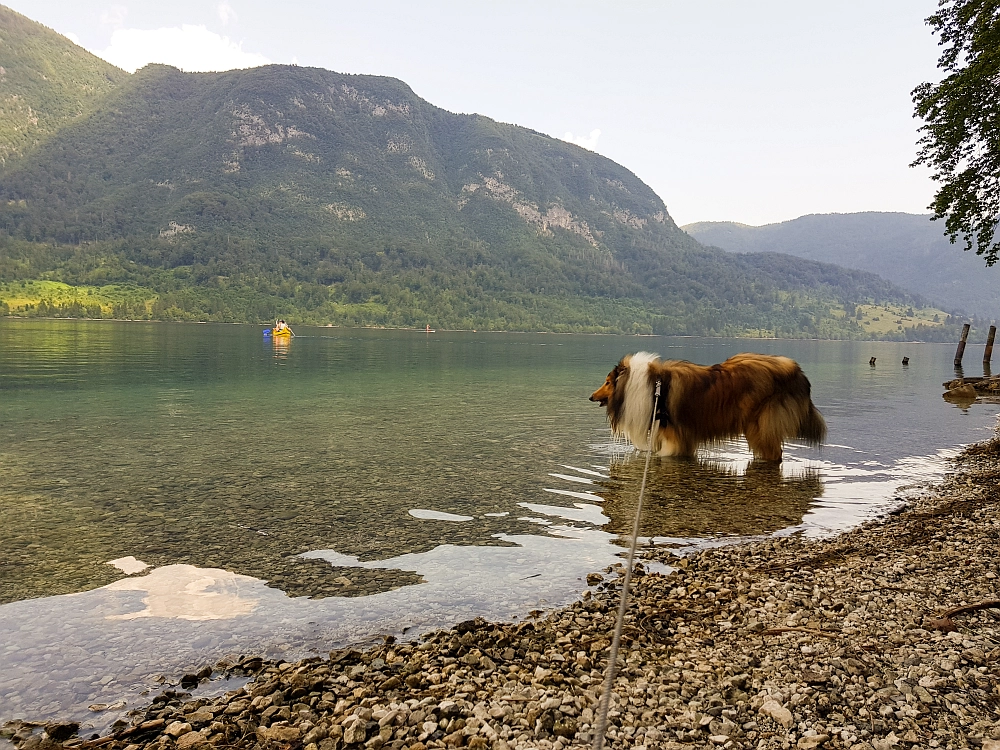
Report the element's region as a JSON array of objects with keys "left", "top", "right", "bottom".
[{"left": 912, "top": 0, "right": 1000, "bottom": 266}]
